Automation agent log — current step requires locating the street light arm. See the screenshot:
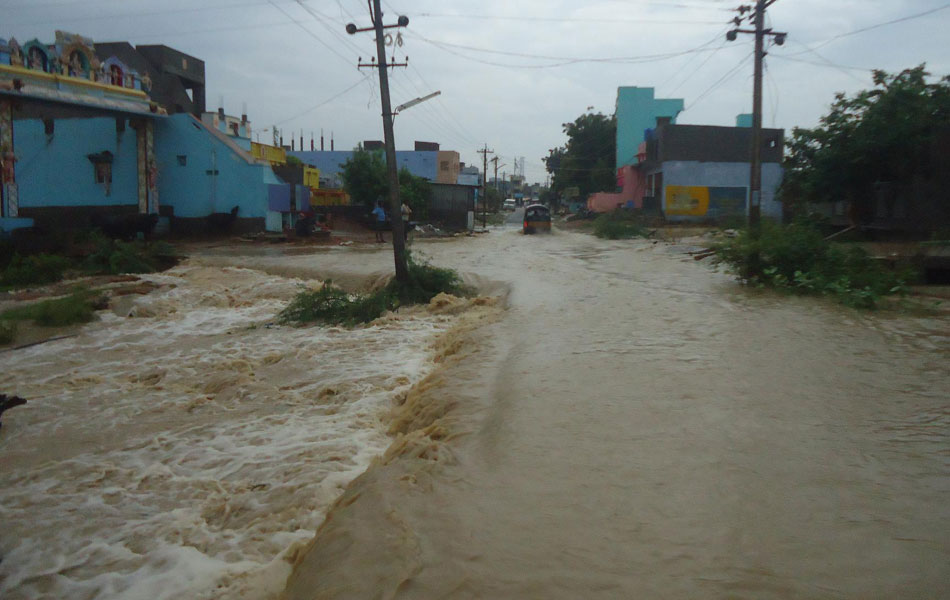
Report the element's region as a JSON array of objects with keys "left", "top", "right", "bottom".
[{"left": 394, "top": 90, "right": 441, "bottom": 114}]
